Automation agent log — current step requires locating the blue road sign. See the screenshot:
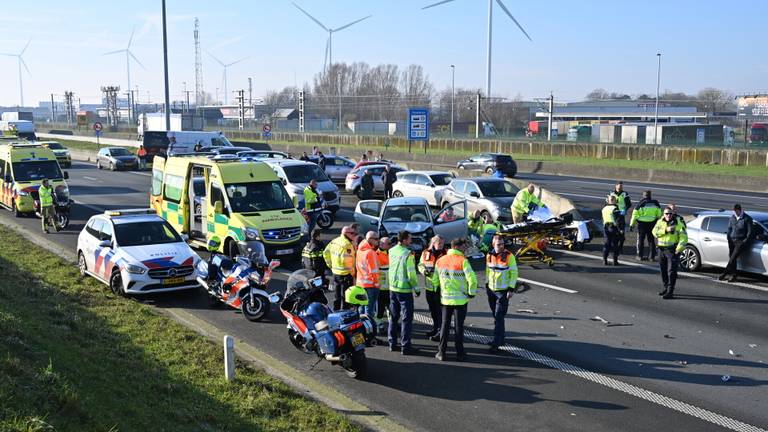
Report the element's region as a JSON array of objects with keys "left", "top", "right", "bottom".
[{"left": 408, "top": 107, "right": 429, "bottom": 141}]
